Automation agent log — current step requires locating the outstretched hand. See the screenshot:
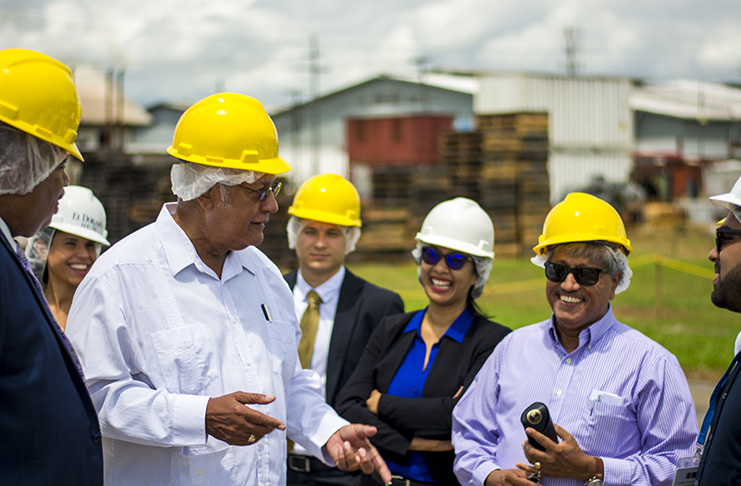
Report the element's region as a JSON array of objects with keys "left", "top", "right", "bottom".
[{"left": 325, "top": 423, "right": 392, "bottom": 484}]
